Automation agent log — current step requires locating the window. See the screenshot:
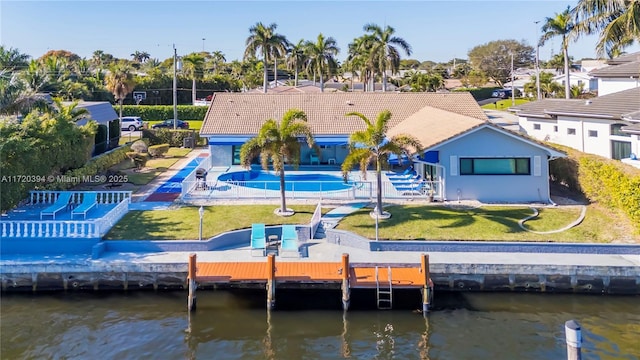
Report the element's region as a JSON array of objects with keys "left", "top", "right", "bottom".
[
  {"left": 554, "top": 126, "right": 558, "bottom": 132},
  {"left": 533, "top": 124, "right": 541, "bottom": 130},
  {"left": 611, "top": 123, "right": 630, "bottom": 137},
  {"left": 611, "top": 141, "right": 631, "bottom": 160},
  {"left": 588, "top": 130, "right": 598, "bottom": 137},
  {"left": 232, "top": 145, "right": 241, "bottom": 165},
  {"left": 460, "top": 158, "right": 530, "bottom": 175},
  {"left": 567, "top": 128, "right": 576, "bottom": 135}
]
